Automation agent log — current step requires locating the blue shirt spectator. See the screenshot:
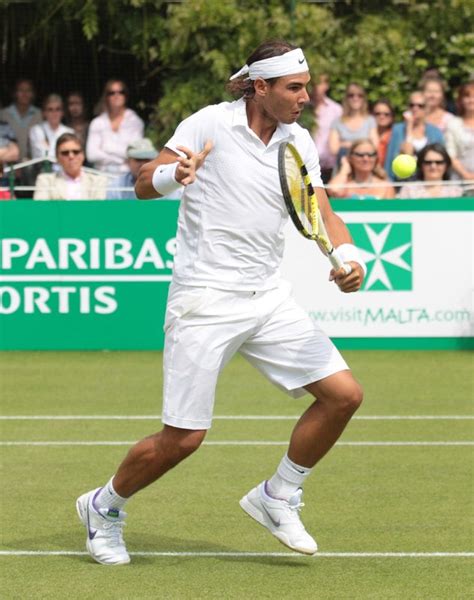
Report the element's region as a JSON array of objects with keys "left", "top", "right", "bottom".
[
  {"left": 385, "top": 122, "right": 444, "bottom": 179},
  {"left": 384, "top": 91, "right": 444, "bottom": 180},
  {"left": 0, "top": 120, "right": 20, "bottom": 163},
  {"left": 0, "top": 79, "right": 42, "bottom": 160}
]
